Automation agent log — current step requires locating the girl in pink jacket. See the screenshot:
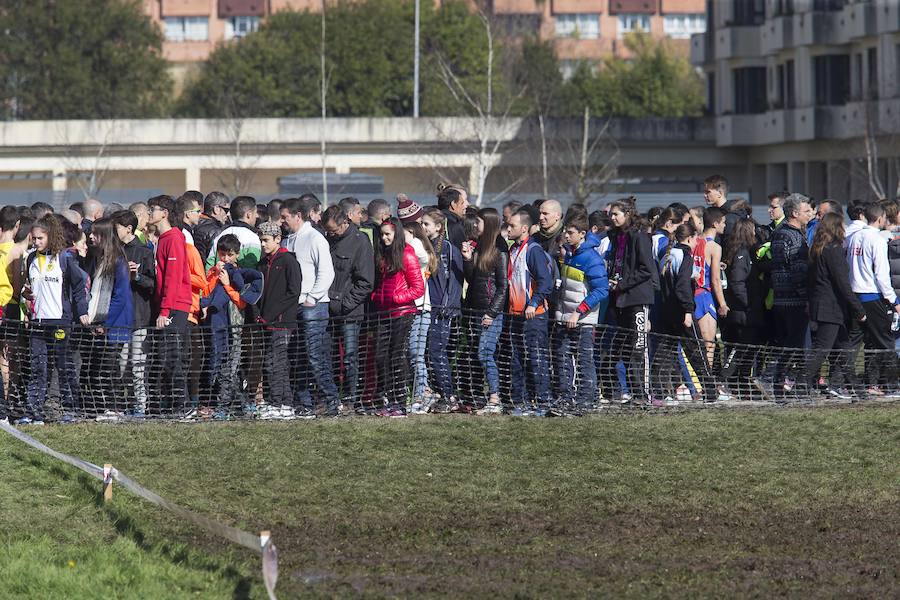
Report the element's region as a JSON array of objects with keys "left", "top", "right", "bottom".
[{"left": 371, "top": 218, "right": 425, "bottom": 416}]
